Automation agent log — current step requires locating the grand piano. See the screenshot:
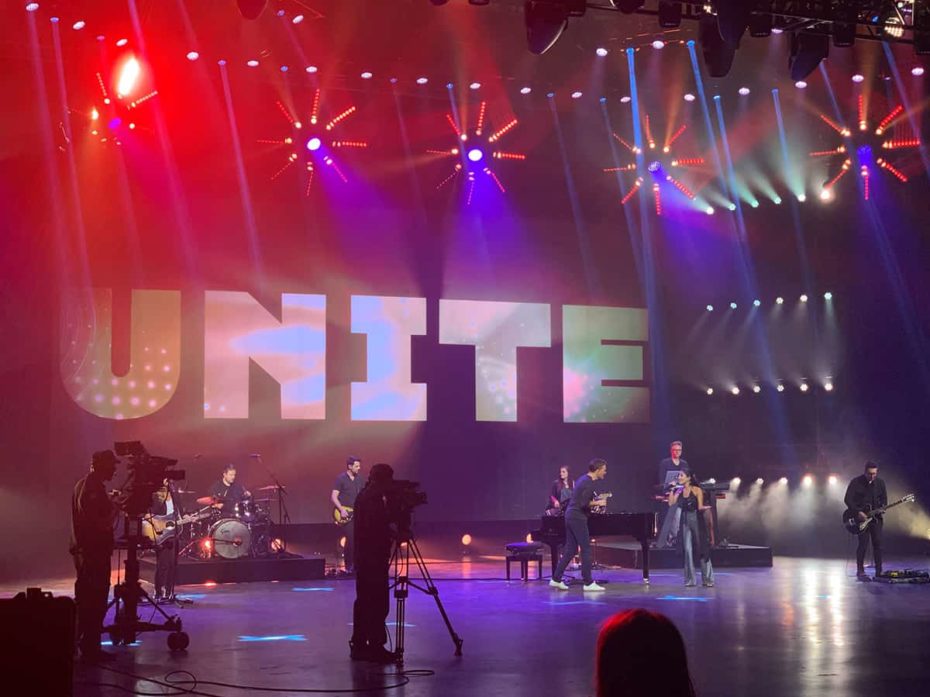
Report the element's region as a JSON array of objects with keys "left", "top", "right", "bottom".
[{"left": 532, "top": 512, "right": 658, "bottom": 583}]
